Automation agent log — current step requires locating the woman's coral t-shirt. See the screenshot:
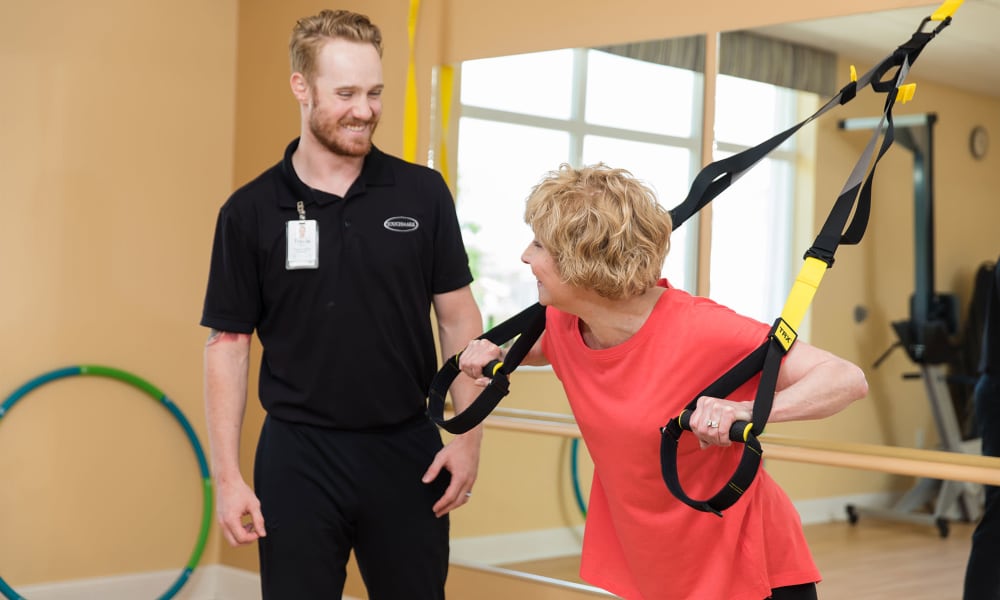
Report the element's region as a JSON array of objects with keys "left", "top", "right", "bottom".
[{"left": 541, "top": 282, "right": 820, "bottom": 600}]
